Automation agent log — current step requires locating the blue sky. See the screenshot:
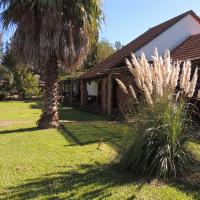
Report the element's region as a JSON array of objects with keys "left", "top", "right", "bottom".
[{"left": 1, "top": 0, "right": 200, "bottom": 45}]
